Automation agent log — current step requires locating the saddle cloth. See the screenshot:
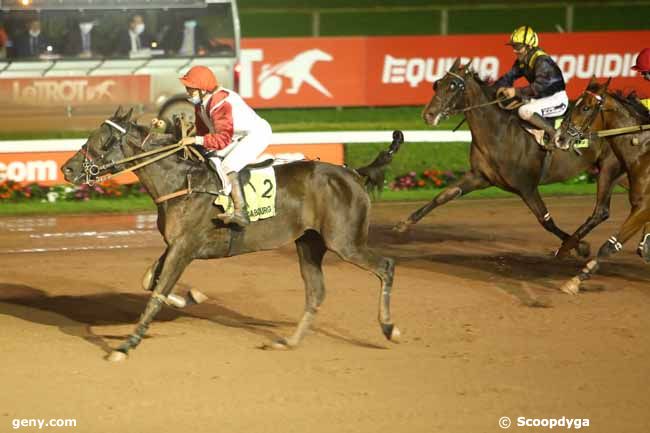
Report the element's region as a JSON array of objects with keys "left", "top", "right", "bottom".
[
  {"left": 214, "top": 165, "right": 277, "bottom": 222},
  {"left": 212, "top": 153, "right": 304, "bottom": 222}
]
